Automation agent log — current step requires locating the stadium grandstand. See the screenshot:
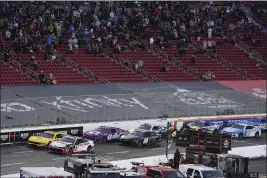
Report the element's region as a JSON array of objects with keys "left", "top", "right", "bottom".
[{"left": 0, "top": 1, "right": 266, "bottom": 86}]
